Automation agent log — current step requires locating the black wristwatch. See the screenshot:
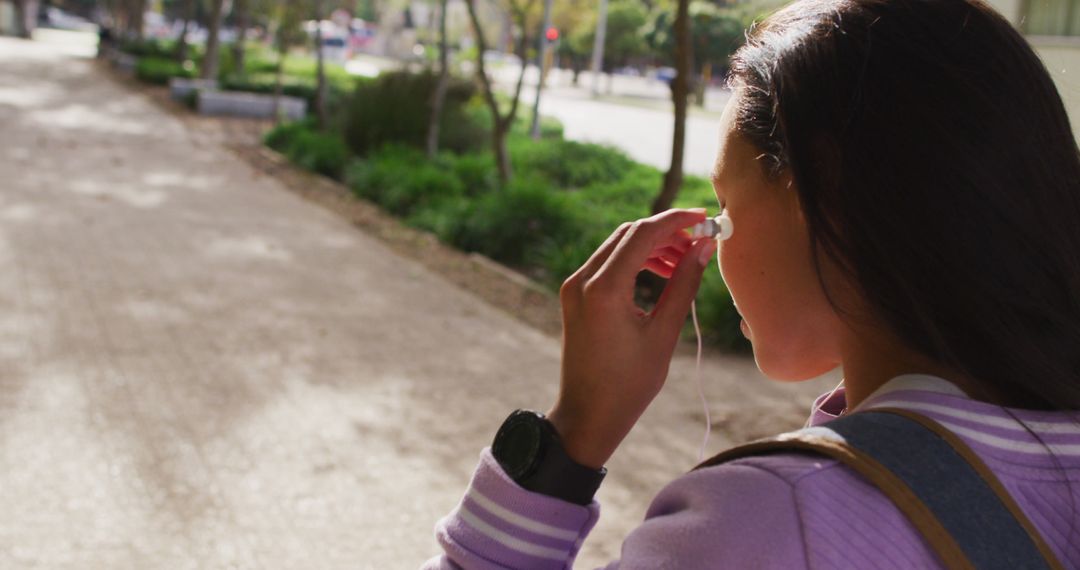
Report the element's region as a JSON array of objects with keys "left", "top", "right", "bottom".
[{"left": 491, "top": 409, "right": 607, "bottom": 506}]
